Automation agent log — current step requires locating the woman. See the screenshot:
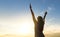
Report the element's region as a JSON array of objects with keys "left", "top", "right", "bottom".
[{"left": 30, "top": 4, "right": 47, "bottom": 37}]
